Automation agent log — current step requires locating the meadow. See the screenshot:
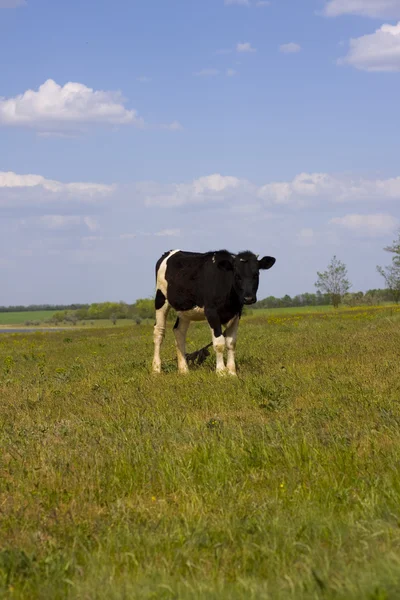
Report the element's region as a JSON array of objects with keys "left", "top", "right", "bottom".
[
  {"left": 0, "top": 305, "right": 338, "bottom": 328},
  {"left": 1, "top": 305, "right": 400, "bottom": 599},
  {"left": 0, "top": 311, "right": 58, "bottom": 326}
]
